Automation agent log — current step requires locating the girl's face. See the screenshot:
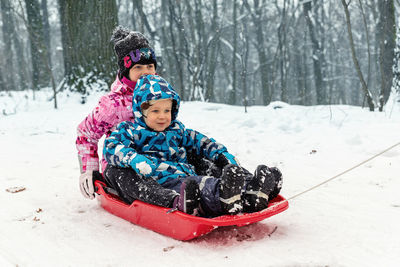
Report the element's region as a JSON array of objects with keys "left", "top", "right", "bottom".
[
  {"left": 129, "top": 64, "right": 156, "bottom": 82},
  {"left": 143, "top": 99, "right": 173, "bottom": 132}
]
